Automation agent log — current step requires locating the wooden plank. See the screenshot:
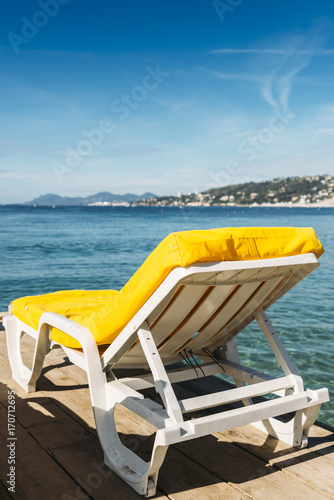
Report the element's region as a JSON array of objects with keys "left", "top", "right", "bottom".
[
  {"left": 0, "top": 342, "right": 168, "bottom": 499},
  {"left": 307, "top": 424, "right": 334, "bottom": 458},
  {"left": 0, "top": 350, "right": 94, "bottom": 449},
  {"left": 0, "top": 339, "right": 97, "bottom": 438},
  {"left": 12, "top": 395, "right": 94, "bottom": 451},
  {"left": 0, "top": 330, "right": 45, "bottom": 375},
  {"left": 2, "top": 320, "right": 334, "bottom": 499},
  {"left": 36, "top": 368, "right": 97, "bottom": 430},
  {"left": 1, "top": 331, "right": 99, "bottom": 439},
  {"left": 45, "top": 349, "right": 90, "bottom": 386},
  {"left": 175, "top": 434, "right": 330, "bottom": 500},
  {"left": 51, "top": 438, "right": 168, "bottom": 500},
  {"left": 0, "top": 354, "right": 45, "bottom": 403},
  {"left": 218, "top": 425, "right": 334, "bottom": 497},
  {"left": 178, "top": 377, "right": 334, "bottom": 497},
  {"left": 0, "top": 480, "right": 12, "bottom": 499},
  {"left": 221, "top": 421, "right": 334, "bottom": 466},
  {"left": 143, "top": 376, "right": 334, "bottom": 498},
  {"left": 0, "top": 404, "right": 90, "bottom": 500},
  {"left": 159, "top": 447, "right": 249, "bottom": 500},
  {"left": 0, "top": 331, "right": 27, "bottom": 365}
]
